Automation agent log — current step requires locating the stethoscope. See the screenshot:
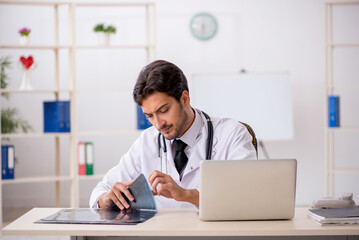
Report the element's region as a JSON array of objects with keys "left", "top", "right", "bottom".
[{"left": 157, "top": 111, "right": 214, "bottom": 173}]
